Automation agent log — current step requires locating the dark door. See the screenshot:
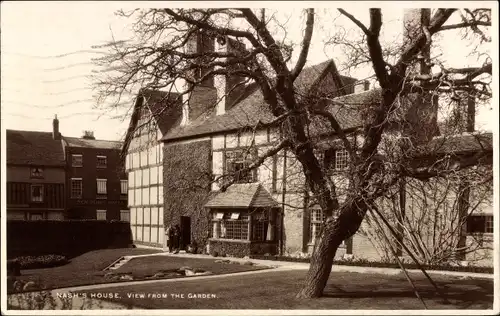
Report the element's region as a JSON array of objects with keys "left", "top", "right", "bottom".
[{"left": 180, "top": 216, "right": 191, "bottom": 250}]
